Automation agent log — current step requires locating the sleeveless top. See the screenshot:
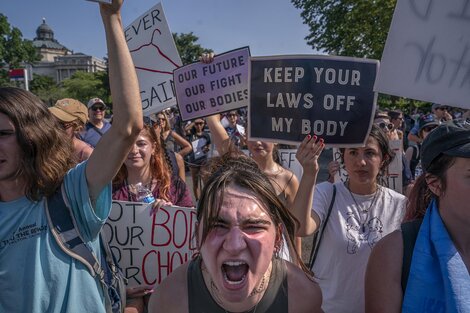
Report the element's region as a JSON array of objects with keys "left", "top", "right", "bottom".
[{"left": 187, "top": 257, "right": 288, "bottom": 313}]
